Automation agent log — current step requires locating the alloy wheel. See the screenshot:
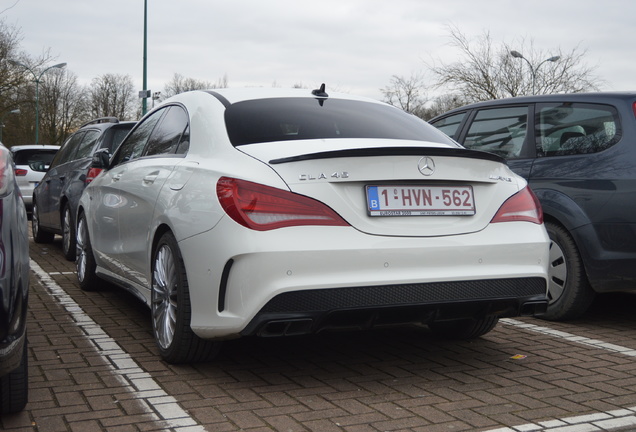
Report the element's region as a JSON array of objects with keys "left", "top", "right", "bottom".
[
  {"left": 32, "top": 202, "right": 40, "bottom": 237},
  {"left": 152, "top": 244, "right": 178, "bottom": 350},
  {"left": 63, "top": 207, "right": 73, "bottom": 257},
  {"left": 76, "top": 217, "right": 88, "bottom": 282}
]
